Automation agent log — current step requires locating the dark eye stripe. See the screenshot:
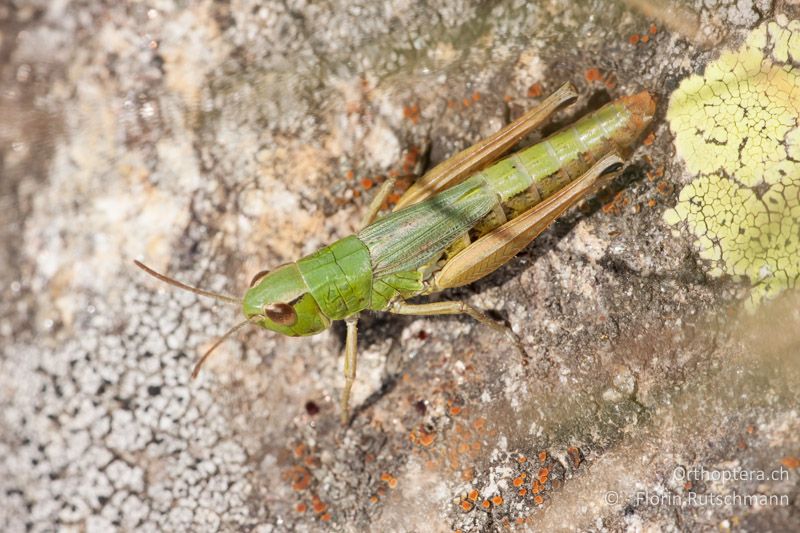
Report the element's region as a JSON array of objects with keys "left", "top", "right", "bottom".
[{"left": 264, "top": 303, "right": 297, "bottom": 326}]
